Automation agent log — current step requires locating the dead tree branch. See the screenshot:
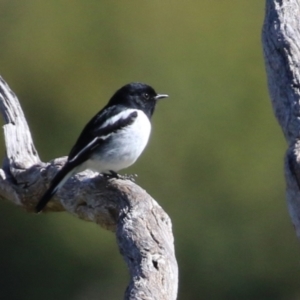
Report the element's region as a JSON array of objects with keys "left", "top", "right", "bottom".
[
  {"left": 262, "top": 0, "right": 300, "bottom": 239},
  {"left": 0, "top": 76, "right": 178, "bottom": 300}
]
